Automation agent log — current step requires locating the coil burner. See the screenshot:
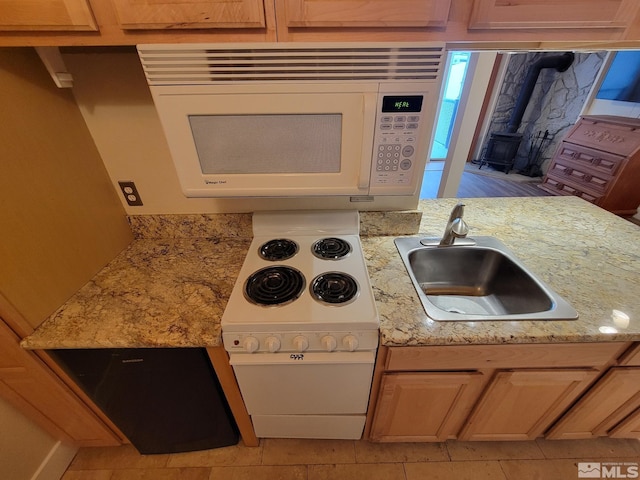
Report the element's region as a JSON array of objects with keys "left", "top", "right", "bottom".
[
  {"left": 259, "top": 239, "right": 299, "bottom": 261},
  {"left": 310, "top": 272, "right": 359, "bottom": 305},
  {"left": 244, "top": 266, "right": 305, "bottom": 306},
  {"left": 312, "top": 237, "right": 352, "bottom": 260}
]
